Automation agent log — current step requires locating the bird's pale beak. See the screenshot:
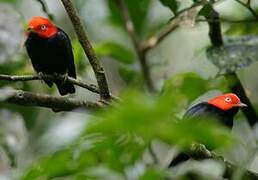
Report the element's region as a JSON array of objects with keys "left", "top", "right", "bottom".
[
  {"left": 235, "top": 102, "right": 247, "bottom": 108},
  {"left": 25, "top": 26, "right": 35, "bottom": 36}
]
